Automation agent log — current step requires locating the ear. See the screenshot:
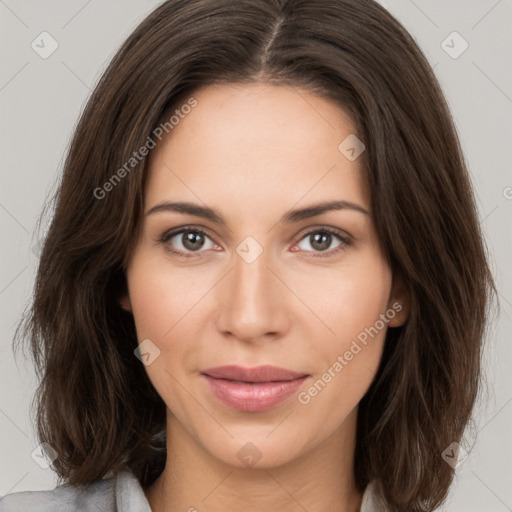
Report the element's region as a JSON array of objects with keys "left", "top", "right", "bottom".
[
  {"left": 387, "top": 272, "right": 410, "bottom": 327},
  {"left": 117, "top": 272, "right": 132, "bottom": 312},
  {"left": 118, "top": 293, "right": 132, "bottom": 312},
  {"left": 118, "top": 289, "right": 132, "bottom": 313}
]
